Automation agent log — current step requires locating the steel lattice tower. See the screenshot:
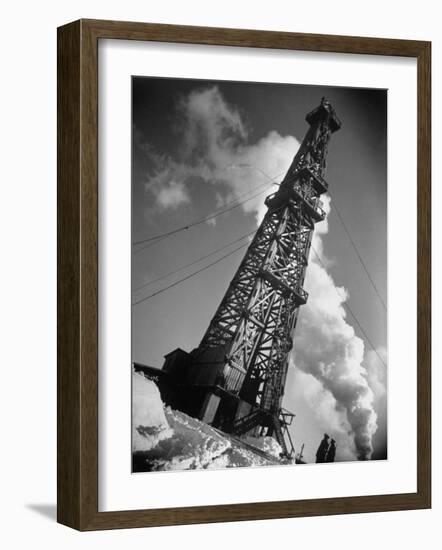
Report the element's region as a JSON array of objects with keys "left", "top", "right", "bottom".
[{"left": 163, "top": 99, "right": 341, "bottom": 457}]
